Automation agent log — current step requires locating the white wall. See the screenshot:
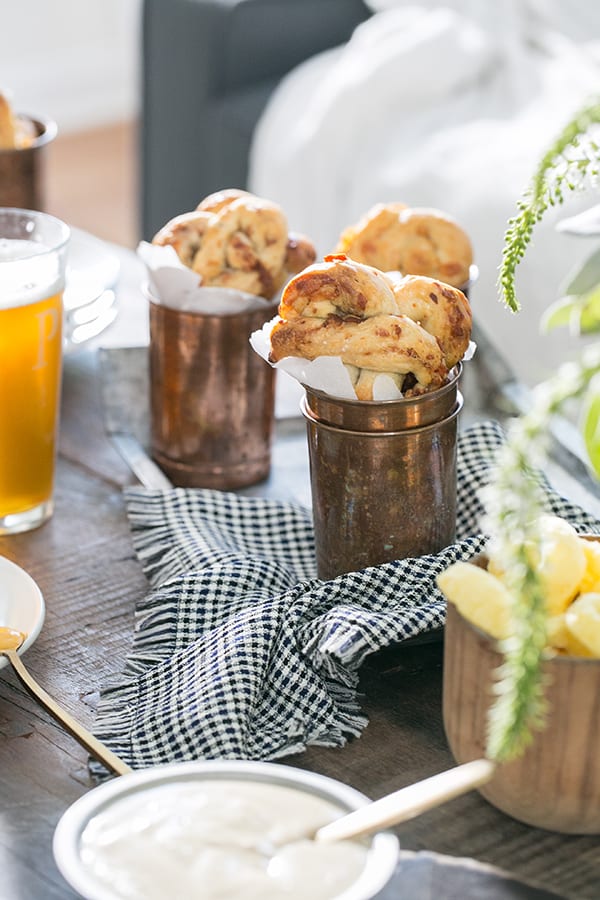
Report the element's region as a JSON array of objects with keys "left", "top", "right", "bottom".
[{"left": 2, "top": 0, "right": 142, "bottom": 133}]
